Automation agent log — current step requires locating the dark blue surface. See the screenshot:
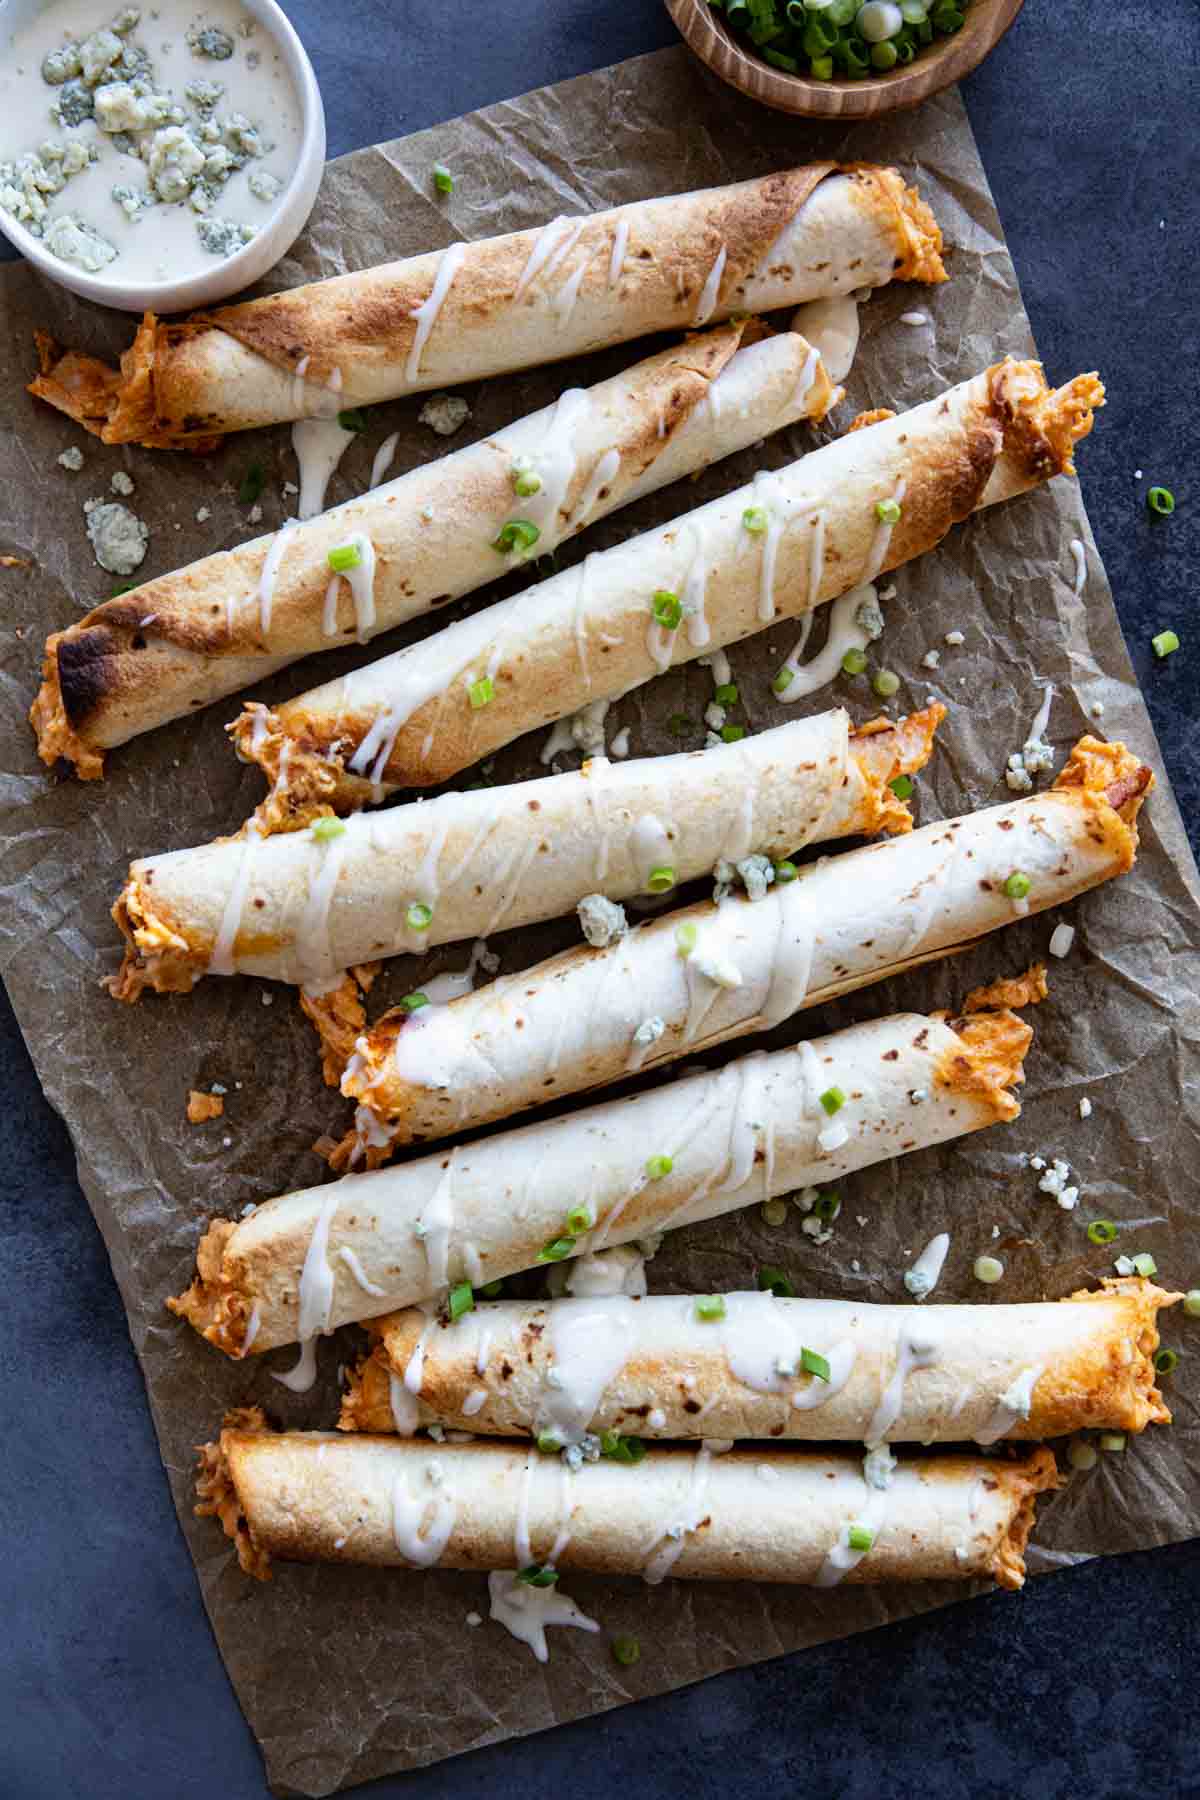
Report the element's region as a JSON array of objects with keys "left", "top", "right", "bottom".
[{"left": 3, "top": 3, "right": 1198, "bottom": 1796}]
